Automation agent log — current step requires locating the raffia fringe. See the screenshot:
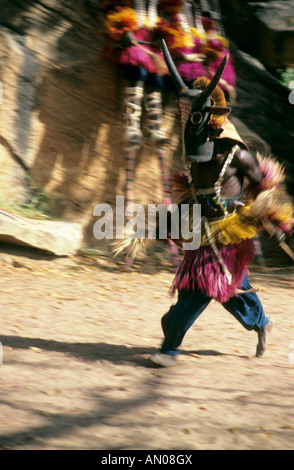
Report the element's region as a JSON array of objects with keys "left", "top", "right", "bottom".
[{"left": 111, "top": 237, "right": 146, "bottom": 259}]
